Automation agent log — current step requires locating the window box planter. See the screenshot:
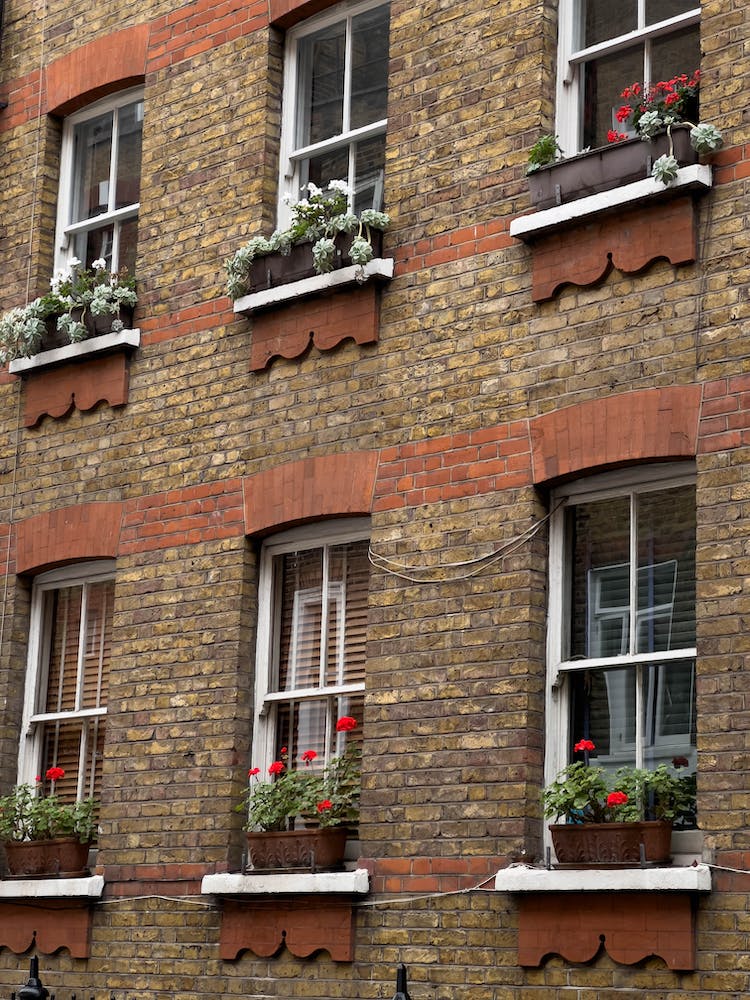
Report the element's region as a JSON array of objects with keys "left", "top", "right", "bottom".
[
  {"left": 245, "top": 231, "right": 384, "bottom": 295},
  {"left": 527, "top": 126, "right": 697, "bottom": 210},
  {"left": 549, "top": 820, "right": 673, "bottom": 866},
  {"left": 3, "top": 838, "right": 92, "bottom": 878},
  {"left": 245, "top": 827, "right": 348, "bottom": 872}
]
